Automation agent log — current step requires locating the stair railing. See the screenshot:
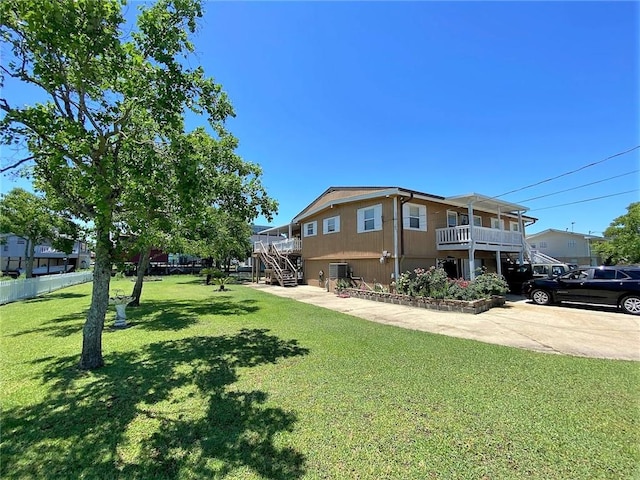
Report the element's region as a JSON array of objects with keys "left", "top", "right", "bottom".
[{"left": 272, "top": 243, "right": 299, "bottom": 279}]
